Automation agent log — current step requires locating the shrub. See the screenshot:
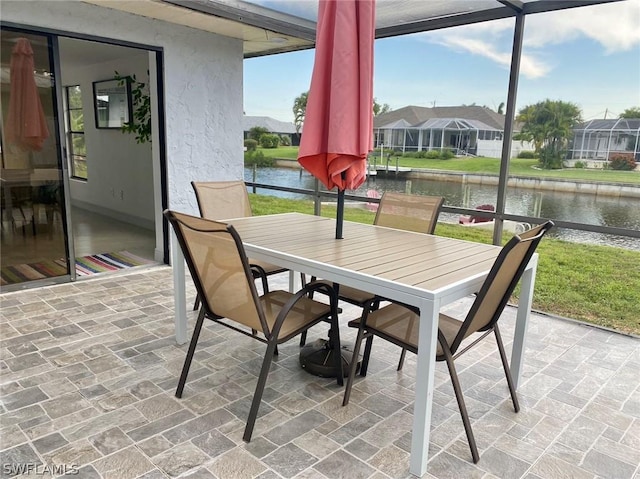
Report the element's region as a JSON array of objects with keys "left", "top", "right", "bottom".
[
  {"left": 518, "top": 150, "right": 537, "bottom": 159},
  {"left": 279, "top": 135, "right": 291, "bottom": 146},
  {"left": 609, "top": 153, "right": 636, "bottom": 171},
  {"left": 425, "top": 150, "right": 441, "bottom": 159},
  {"left": 259, "top": 134, "right": 280, "bottom": 148},
  {"left": 244, "top": 139, "right": 258, "bottom": 151},
  {"left": 244, "top": 150, "right": 275, "bottom": 167},
  {"left": 573, "top": 161, "right": 586, "bottom": 169},
  {"left": 248, "top": 126, "right": 269, "bottom": 142},
  {"left": 440, "top": 149, "right": 455, "bottom": 160}
]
